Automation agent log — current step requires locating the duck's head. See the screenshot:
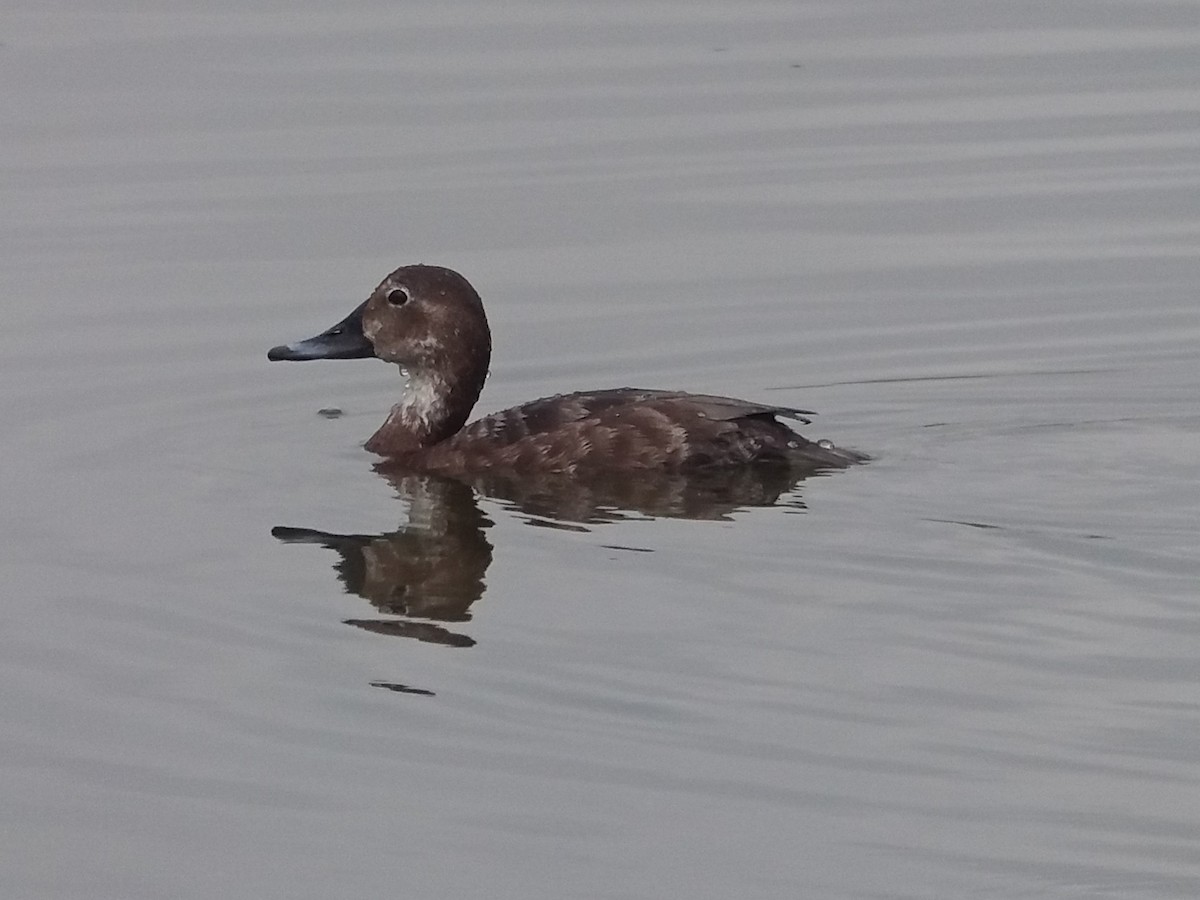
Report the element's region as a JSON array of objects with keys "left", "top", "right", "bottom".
[
  {"left": 269, "top": 264, "right": 493, "bottom": 448},
  {"left": 268, "top": 264, "right": 491, "bottom": 373}
]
